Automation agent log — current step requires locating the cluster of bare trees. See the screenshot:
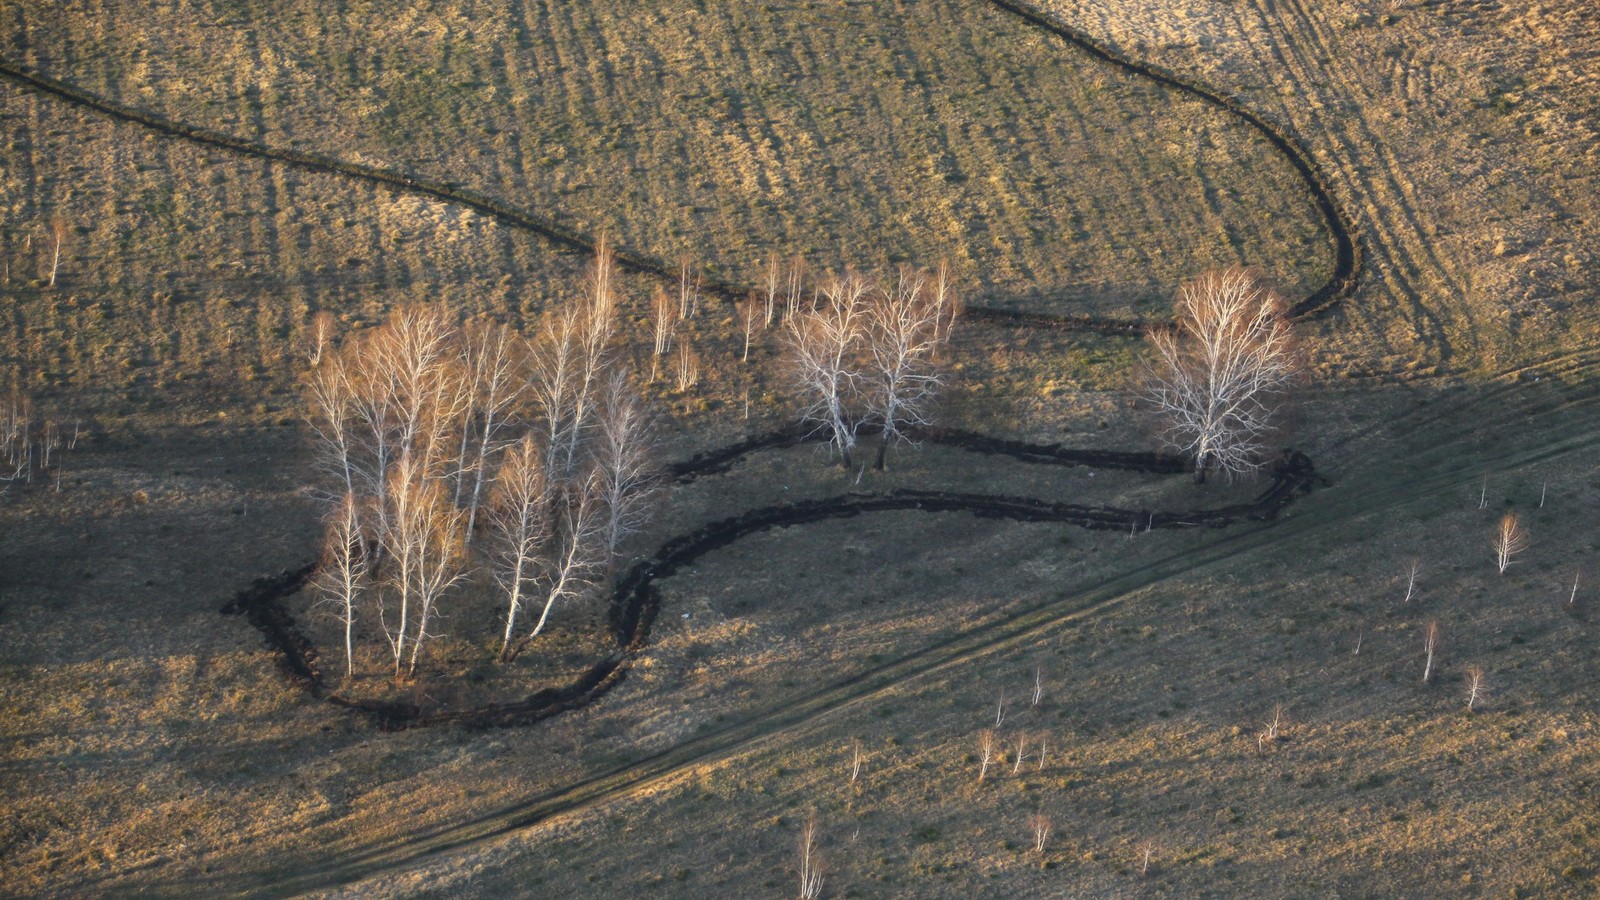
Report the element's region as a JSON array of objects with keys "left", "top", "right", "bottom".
[
  {"left": 304, "top": 247, "right": 657, "bottom": 678},
  {"left": 1144, "top": 268, "right": 1298, "bottom": 483},
  {"left": 0, "top": 393, "right": 78, "bottom": 491},
  {"left": 783, "top": 264, "right": 960, "bottom": 469}
]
